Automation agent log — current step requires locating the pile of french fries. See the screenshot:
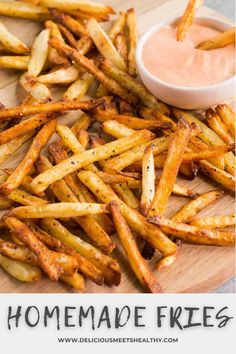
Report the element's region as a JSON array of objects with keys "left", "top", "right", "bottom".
[{"left": 0, "top": 0, "right": 234, "bottom": 293}]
